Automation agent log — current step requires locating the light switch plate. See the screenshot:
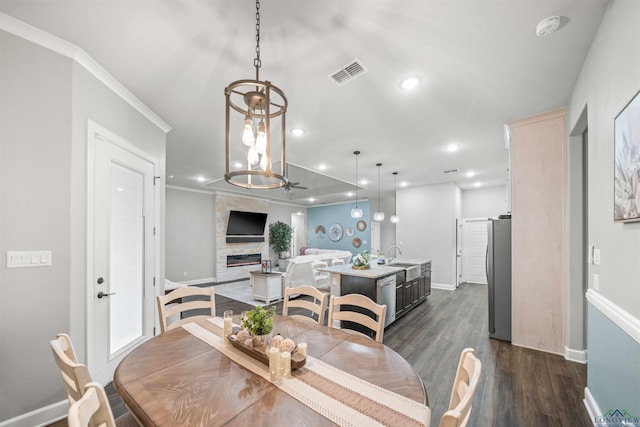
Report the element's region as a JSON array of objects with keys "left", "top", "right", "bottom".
[
  {"left": 593, "top": 273, "right": 599, "bottom": 290},
  {"left": 6, "top": 251, "right": 52, "bottom": 268},
  {"left": 593, "top": 248, "right": 601, "bottom": 265}
]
